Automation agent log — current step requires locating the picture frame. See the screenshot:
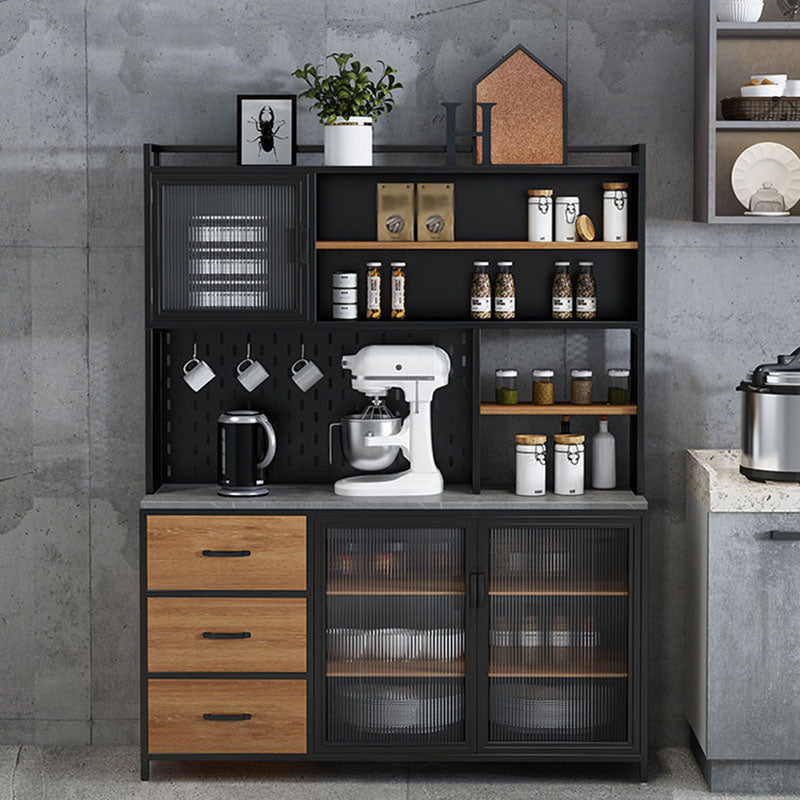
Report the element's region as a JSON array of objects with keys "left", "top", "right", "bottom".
[{"left": 237, "top": 94, "right": 297, "bottom": 166}]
